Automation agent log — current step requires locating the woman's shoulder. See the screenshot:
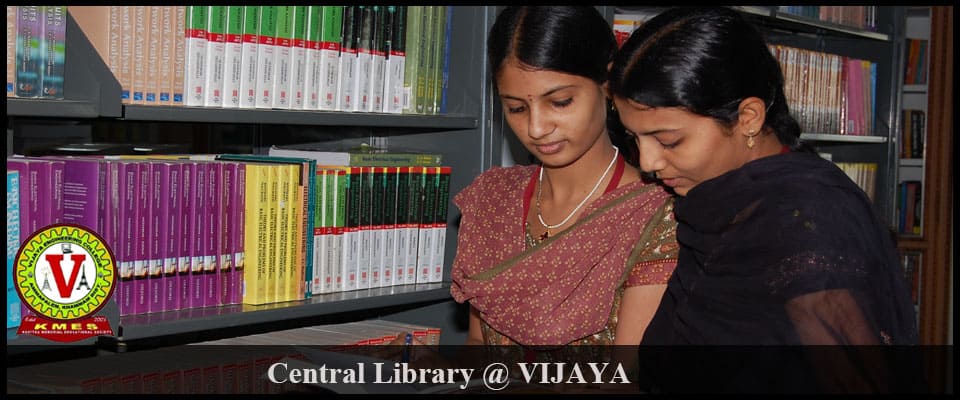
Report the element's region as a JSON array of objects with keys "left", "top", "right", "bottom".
[{"left": 467, "top": 165, "right": 537, "bottom": 191}]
